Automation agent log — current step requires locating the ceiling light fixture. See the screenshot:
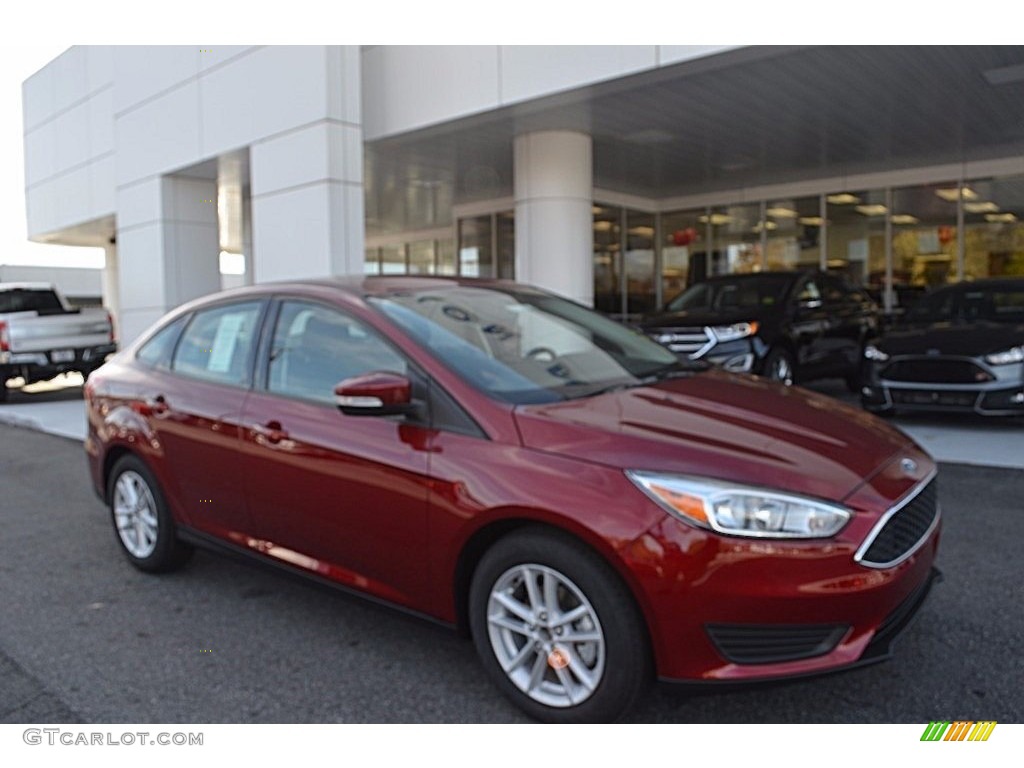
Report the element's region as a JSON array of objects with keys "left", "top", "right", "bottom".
[
  {"left": 699, "top": 214, "right": 734, "bottom": 225},
  {"left": 627, "top": 226, "right": 655, "bottom": 237},
  {"left": 752, "top": 221, "right": 778, "bottom": 232},
  {"left": 827, "top": 193, "right": 860, "bottom": 205},
  {"left": 935, "top": 187, "right": 977, "bottom": 202},
  {"left": 964, "top": 201, "right": 1000, "bottom": 214},
  {"left": 766, "top": 207, "right": 798, "bottom": 218},
  {"left": 855, "top": 204, "right": 888, "bottom": 216},
  {"left": 985, "top": 213, "right": 1018, "bottom": 223},
  {"left": 890, "top": 214, "right": 920, "bottom": 225},
  {"left": 799, "top": 216, "right": 825, "bottom": 226}
]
